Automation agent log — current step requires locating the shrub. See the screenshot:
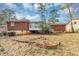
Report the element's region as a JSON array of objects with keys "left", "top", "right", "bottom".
[
  {"left": 8, "top": 32, "right": 16, "bottom": 36},
  {"left": 0, "top": 44, "right": 5, "bottom": 52},
  {"left": 2, "top": 32, "right": 7, "bottom": 36},
  {"left": 0, "top": 47, "right": 5, "bottom": 52}
]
